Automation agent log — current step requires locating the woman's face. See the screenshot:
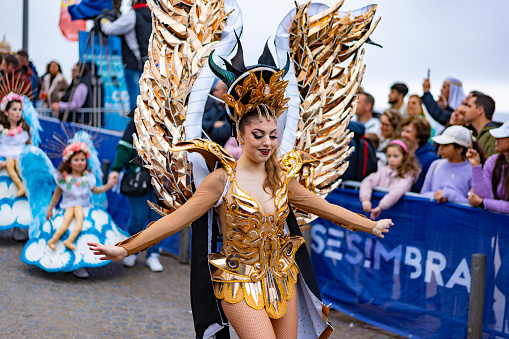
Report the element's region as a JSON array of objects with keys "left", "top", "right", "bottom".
[
  {"left": 407, "top": 97, "right": 422, "bottom": 117},
  {"left": 449, "top": 105, "right": 467, "bottom": 126},
  {"left": 70, "top": 152, "right": 87, "bottom": 173},
  {"left": 401, "top": 123, "right": 419, "bottom": 149},
  {"left": 5, "top": 101, "right": 23, "bottom": 126},
  {"left": 71, "top": 65, "right": 79, "bottom": 79},
  {"left": 380, "top": 115, "right": 394, "bottom": 139},
  {"left": 495, "top": 137, "right": 509, "bottom": 154},
  {"left": 239, "top": 116, "right": 278, "bottom": 164},
  {"left": 49, "top": 62, "right": 59, "bottom": 76}
]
